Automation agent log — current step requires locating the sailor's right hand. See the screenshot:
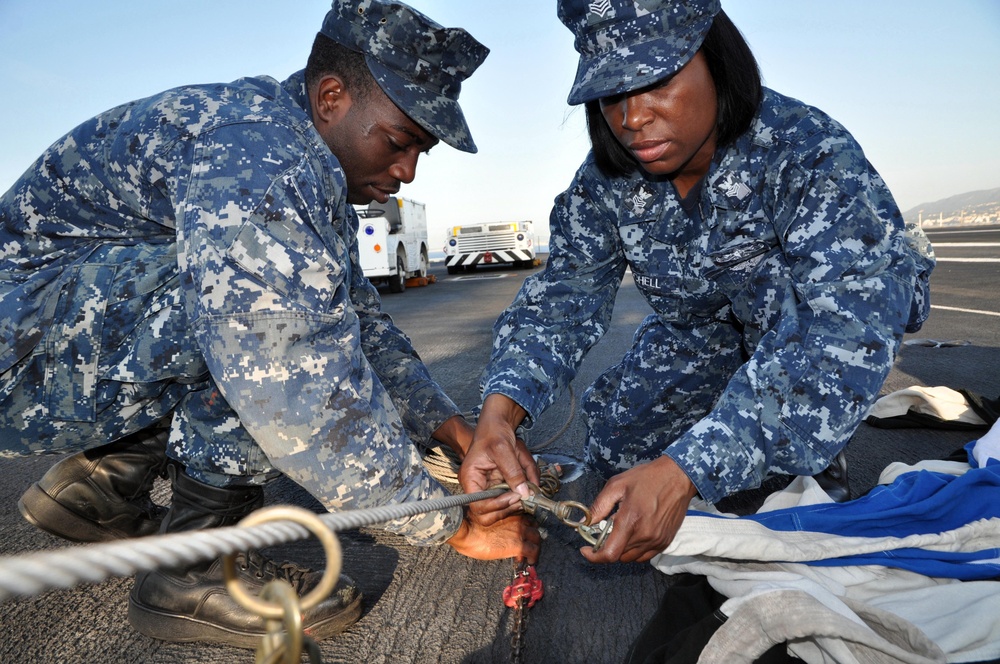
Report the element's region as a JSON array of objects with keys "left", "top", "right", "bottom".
[{"left": 459, "top": 394, "right": 540, "bottom": 526}]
